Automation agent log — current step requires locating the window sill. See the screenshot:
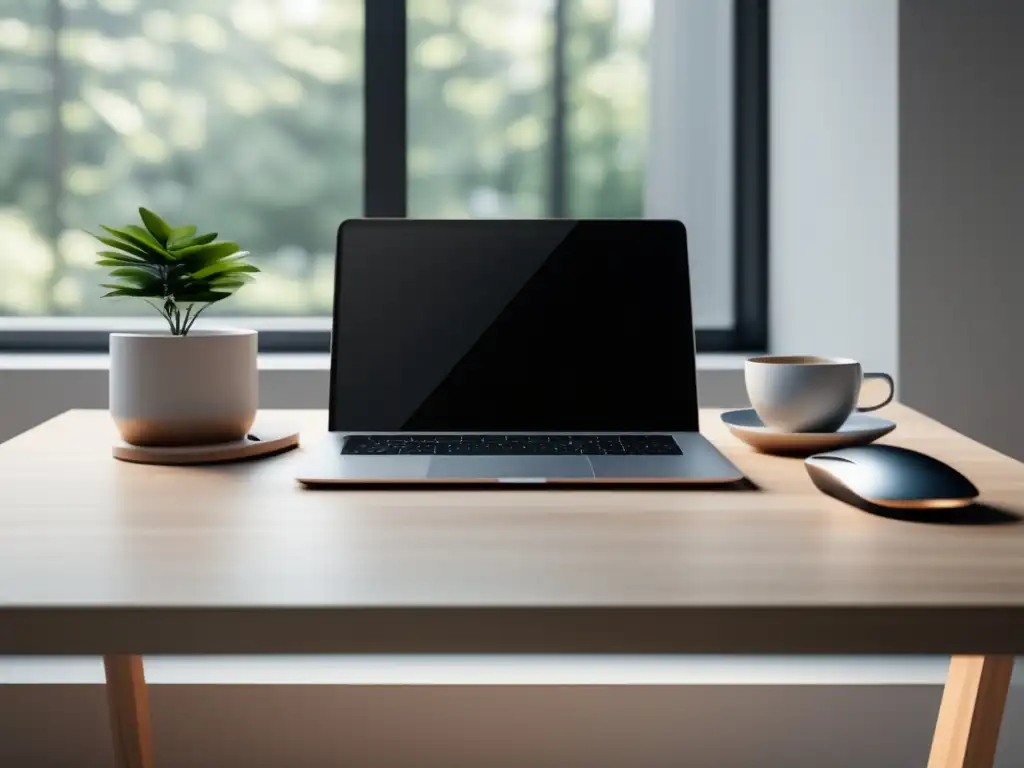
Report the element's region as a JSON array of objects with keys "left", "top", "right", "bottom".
[
  {"left": 0, "top": 655, "right": 977, "bottom": 686},
  {"left": 0, "top": 352, "right": 332, "bottom": 371},
  {"left": 0, "top": 352, "right": 752, "bottom": 372}
]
